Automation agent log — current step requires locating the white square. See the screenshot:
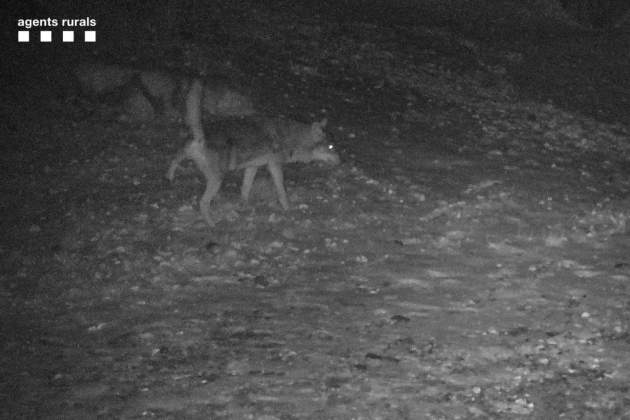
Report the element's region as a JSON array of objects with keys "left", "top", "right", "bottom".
[
  {"left": 63, "top": 31, "right": 74, "bottom": 42},
  {"left": 18, "top": 31, "right": 30, "bottom": 42},
  {"left": 84, "top": 31, "right": 96, "bottom": 42},
  {"left": 40, "top": 31, "right": 52, "bottom": 42}
]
